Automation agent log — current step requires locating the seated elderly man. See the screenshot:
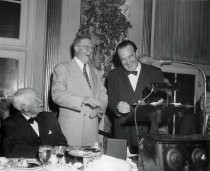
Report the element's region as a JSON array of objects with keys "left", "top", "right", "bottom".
[{"left": 1, "top": 88, "right": 67, "bottom": 158}]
